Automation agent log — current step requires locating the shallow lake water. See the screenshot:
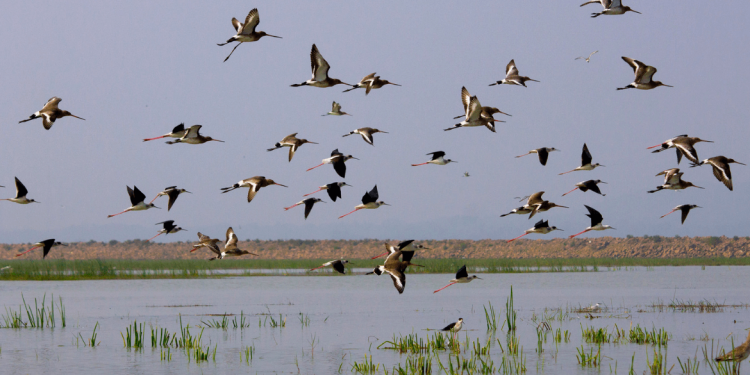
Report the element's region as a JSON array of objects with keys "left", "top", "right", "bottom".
[{"left": 1, "top": 266, "right": 748, "bottom": 374}]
